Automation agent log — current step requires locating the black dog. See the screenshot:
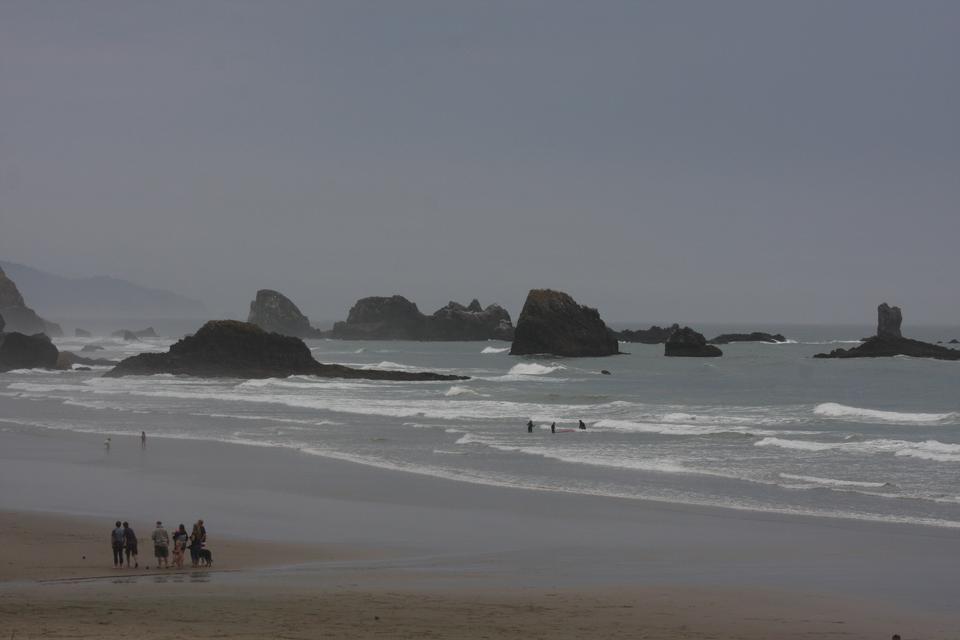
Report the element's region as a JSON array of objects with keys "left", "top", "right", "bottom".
[{"left": 197, "top": 548, "right": 213, "bottom": 567}]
